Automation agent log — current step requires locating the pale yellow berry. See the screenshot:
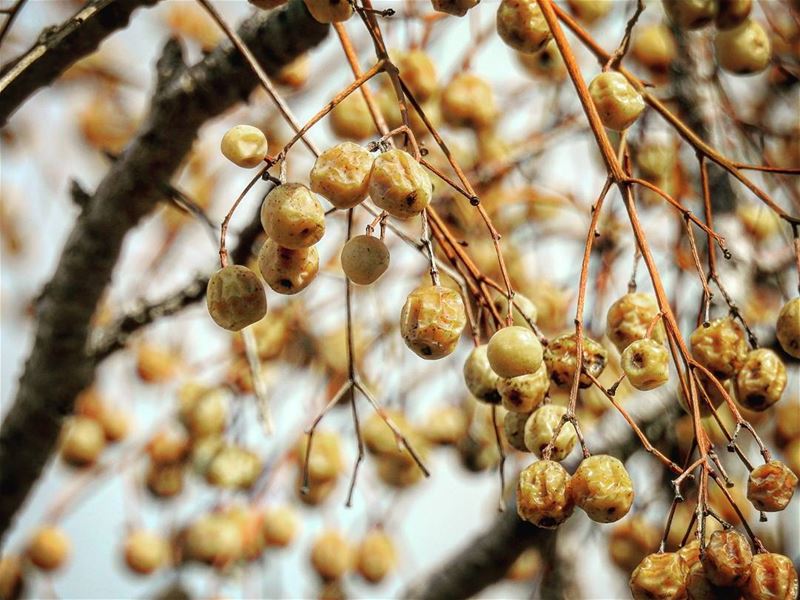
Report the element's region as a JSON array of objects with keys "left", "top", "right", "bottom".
[
  {"left": 631, "top": 24, "right": 677, "bottom": 73},
  {"left": 504, "top": 411, "right": 531, "bottom": 452},
  {"left": 340, "top": 235, "right": 390, "bottom": 285},
  {"left": 184, "top": 514, "right": 242, "bottom": 567},
  {"left": 394, "top": 50, "right": 438, "bottom": 102},
  {"left": 487, "top": 326, "right": 543, "bottom": 379},
  {"left": 309, "top": 142, "right": 373, "bottom": 209},
  {"left": 262, "top": 506, "right": 300, "bottom": 547},
  {"left": 737, "top": 204, "right": 781, "bottom": 241},
  {"left": 702, "top": 529, "right": 752, "bottom": 587},
  {"left": 570, "top": 454, "right": 634, "bottom": 523},
  {"left": 368, "top": 149, "right": 432, "bottom": 219},
  {"left": 689, "top": 317, "right": 748, "bottom": 380},
  {"left": 545, "top": 333, "right": 607, "bottom": 388},
  {"left": 463, "top": 344, "right": 501, "bottom": 404},
  {"left": 147, "top": 429, "right": 189, "bottom": 465},
  {"left": 441, "top": 73, "right": 498, "bottom": 130},
  {"left": 145, "top": 463, "right": 184, "bottom": 498},
  {"left": 27, "top": 527, "right": 70, "bottom": 571},
  {"left": 356, "top": 530, "right": 396, "bottom": 584},
  {"left": 261, "top": 183, "right": 325, "bottom": 249},
  {"left": 258, "top": 239, "right": 319, "bottom": 295},
  {"left": 303, "top": 0, "right": 352, "bottom": 23},
  {"left": 179, "top": 388, "right": 227, "bottom": 438},
  {"left": 747, "top": 460, "right": 797, "bottom": 512},
  {"left": 635, "top": 142, "right": 677, "bottom": 183},
  {"left": 400, "top": 285, "right": 466, "bottom": 359},
  {"left": 588, "top": 72, "right": 645, "bottom": 131},
  {"left": 205, "top": 445, "right": 262, "bottom": 490},
  {"left": 715, "top": 19, "right": 772, "bottom": 75},
  {"left": 206, "top": 265, "right": 267, "bottom": 331},
  {"left": 524, "top": 404, "right": 576, "bottom": 461},
  {"left": 629, "top": 552, "right": 689, "bottom": 600},
  {"left": 742, "top": 553, "right": 799, "bottom": 600},
  {"left": 220, "top": 125, "right": 268, "bottom": 168},
  {"left": 310, "top": 530, "right": 351, "bottom": 581},
  {"left": 606, "top": 292, "right": 665, "bottom": 353},
  {"left": 776, "top": 298, "right": 800, "bottom": 358},
  {"left": 621, "top": 339, "right": 670, "bottom": 391},
  {"left": 608, "top": 517, "right": 660, "bottom": 573},
  {"left": 493, "top": 293, "right": 538, "bottom": 328},
  {"left": 516, "top": 40, "right": 567, "bottom": 81},
  {"left": 431, "top": 0, "right": 478, "bottom": 16},
  {"left": 567, "top": 0, "right": 612, "bottom": 24},
  {"left": 716, "top": 0, "right": 752, "bottom": 29},
  {"left": 123, "top": 530, "right": 169, "bottom": 575},
  {"left": 498, "top": 362, "right": 549, "bottom": 413},
  {"left": 330, "top": 92, "right": 377, "bottom": 141},
  {"left": 736, "top": 348, "right": 787, "bottom": 411},
  {"left": 60, "top": 416, "right": 106, "bottom": 466},
  {"left": 296, "top": 431, "right": 344, "bottom": 484},
  {"left": 275, "top": 53, "right": 310, "bottom": 90},
  {"left": 516, "top": 460, "right": 574, "bottom": 528},
  {"left": 496, "top": 0, "right": 552, "bottom": 54},
  {"left": 422, "top": 405, "right": 469, "bottom": 446},
  {"left": 662, "top": 0, "right": 717, "bottom": 30}
]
